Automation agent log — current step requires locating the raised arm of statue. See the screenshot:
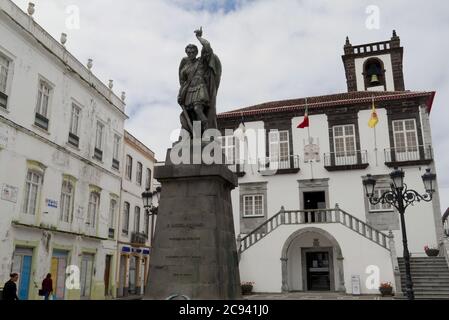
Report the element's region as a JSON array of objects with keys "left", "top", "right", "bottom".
[{"left": 194, "top": 27, "right": 213, "bottom": 55}]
